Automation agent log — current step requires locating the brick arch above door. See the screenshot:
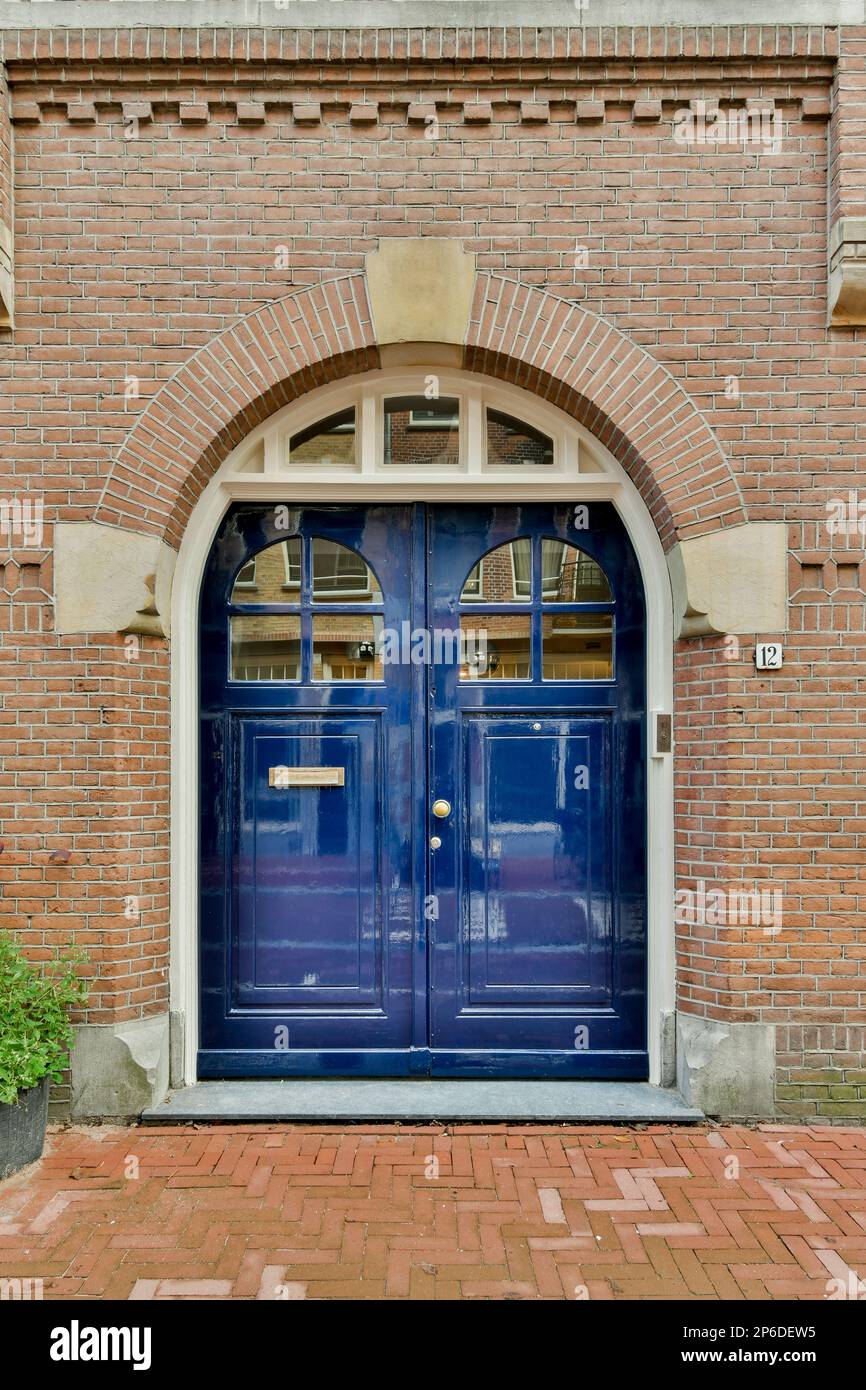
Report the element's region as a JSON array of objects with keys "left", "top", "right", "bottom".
[
  {"left": 464, "top": 273, "right": 746, "bottom": 552},
  {"left": 94, "top": 253, "right": 746, "bottom": 556}
]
